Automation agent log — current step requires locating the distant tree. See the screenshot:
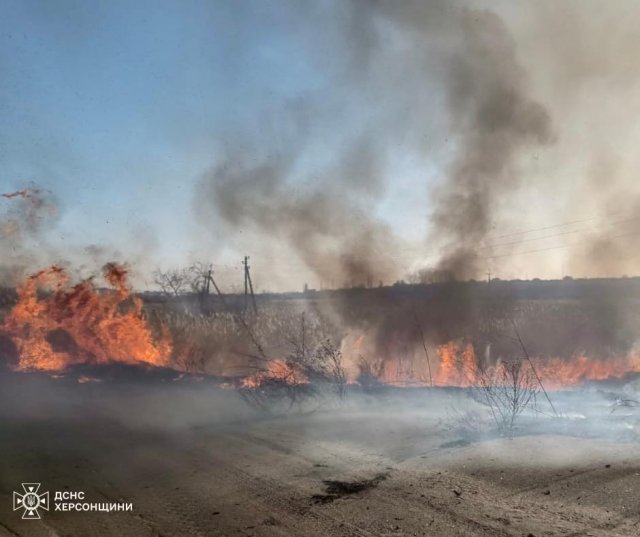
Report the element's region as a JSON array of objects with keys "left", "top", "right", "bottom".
[
  {"left": 153, "top": 268, "right": 190, "bottom": 296},
  {"left": 186, "top": 262, "right": 213, "bottom": 294}
]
